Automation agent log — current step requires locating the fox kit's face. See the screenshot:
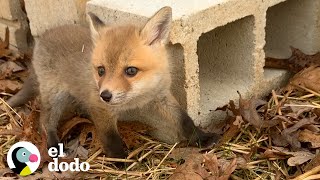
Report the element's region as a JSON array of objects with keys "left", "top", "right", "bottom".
[{"left": 88, "top": 8, "right": 172, "bottom": 109}]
